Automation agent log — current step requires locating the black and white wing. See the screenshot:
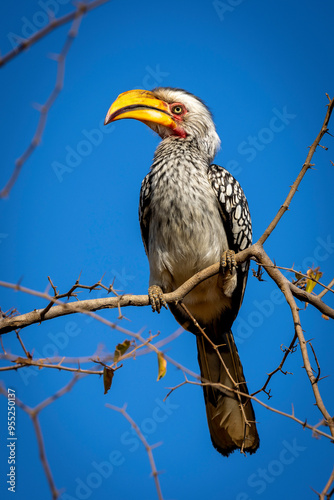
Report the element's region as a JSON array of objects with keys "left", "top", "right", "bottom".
[
  {"left": 208, "top": 164, "right": 252, "bottom": 321},
  {"left": 208, "top": 164, "right": 252, "bottom": 253}
]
